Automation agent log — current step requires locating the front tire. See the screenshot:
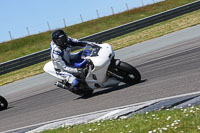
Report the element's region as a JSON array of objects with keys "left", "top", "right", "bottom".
[
  {"left": 0, "top": 96, "right": 8, "bottom": 111},
  {"left": 112, "top": 61, "right": 141, "bottom": 84}
]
